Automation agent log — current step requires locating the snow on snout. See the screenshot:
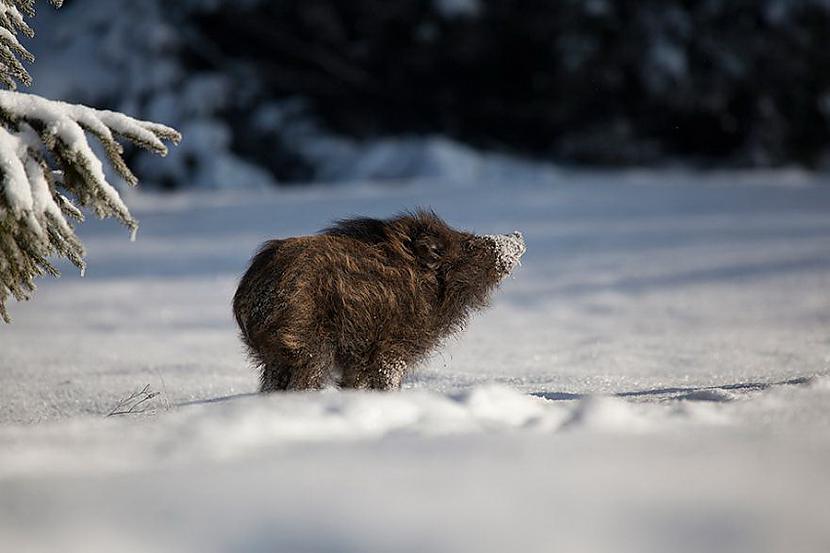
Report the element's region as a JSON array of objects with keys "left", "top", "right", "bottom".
[{"left": 484, "top": 231, "right": 526, "bottom": 274}]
